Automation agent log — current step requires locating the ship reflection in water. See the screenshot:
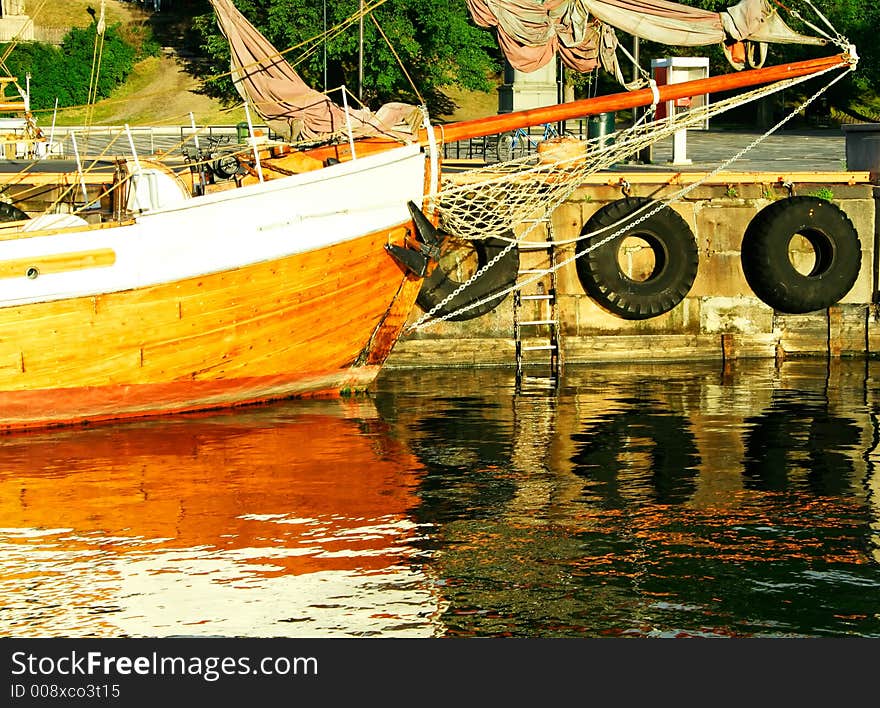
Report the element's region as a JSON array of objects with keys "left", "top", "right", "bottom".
[
  {"left": 0, "top": 400, "right": 439, "bottom": 637},
  {"left": 2, "top": 359, "right": 880, "bottom": 638}
]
